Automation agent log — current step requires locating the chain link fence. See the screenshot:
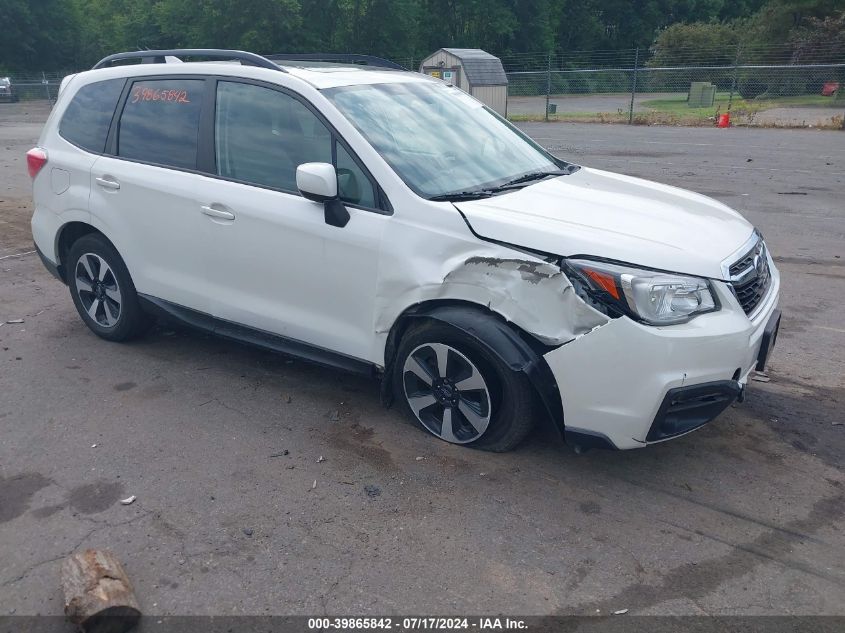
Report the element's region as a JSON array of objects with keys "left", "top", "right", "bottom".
[
  {"left": 0, "top": 72, "right": 65, "bottom": 103},
  {"left": 501, "top": 45, "right": 845, "bottom": 128}
]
